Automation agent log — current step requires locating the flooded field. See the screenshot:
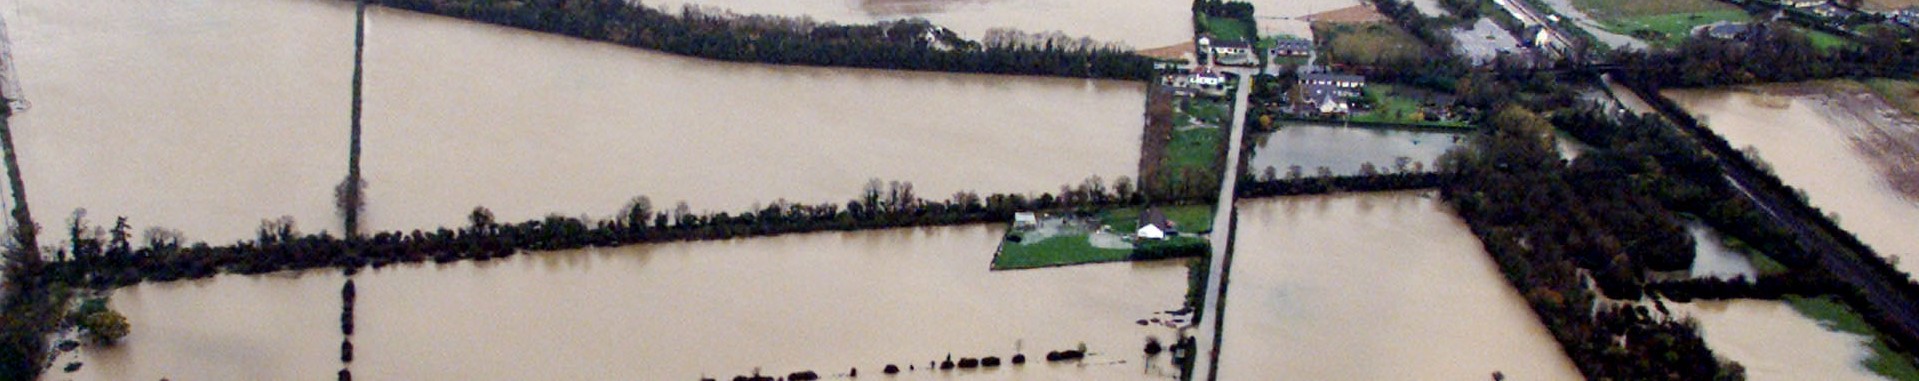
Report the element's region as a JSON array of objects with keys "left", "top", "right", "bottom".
[
  {"left": 1245, "top": 123, "right": 1462, "bottom": 177},
  {"left": 1, "top": 0, "right": 353, "bottom": 244},
  {"left": 1666, "top": 86, "right": 1919, "bottom": 276},
  {"left": 1667, "top": 300, "right": 1883, "bottom": 381},
  {"left": 52, "top": 271, "right": 346, "bottom": 381},
  {"left": 361, "top": 8, "right": 1143, "bottom": 234},
  {"left": 1220, "top": 192, "right": 1580, "bottom": 379},
  {"left": 350, "top": 225, "right": 1185, "bottom": 380},
  {"left": 50, "top": 226, "right": 1186, "bottom": 380},
  {"left": 651, "top": 0, "right": 1191, "bottom": 49},
  {"left": 1252, "top": 0, "right": 1364, "bottom": 38},
  {"left": 0, "top": 0, "right": 1146, "bottom": 243}
]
